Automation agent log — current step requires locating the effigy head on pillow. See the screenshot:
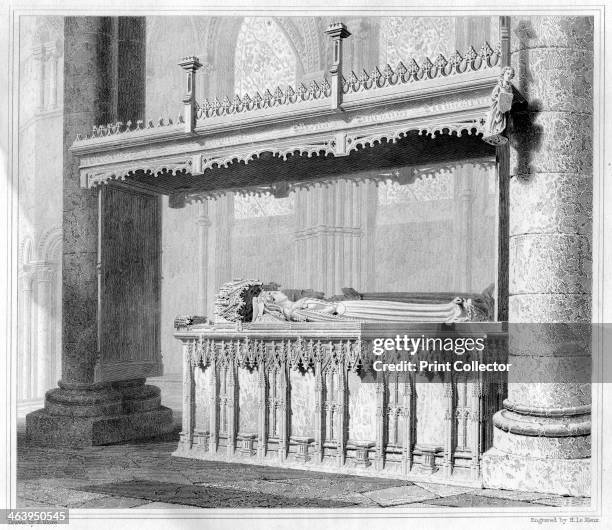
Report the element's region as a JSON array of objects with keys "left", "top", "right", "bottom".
[{"left": 213, "top": 279, "right": 263, "bottom": 323}]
